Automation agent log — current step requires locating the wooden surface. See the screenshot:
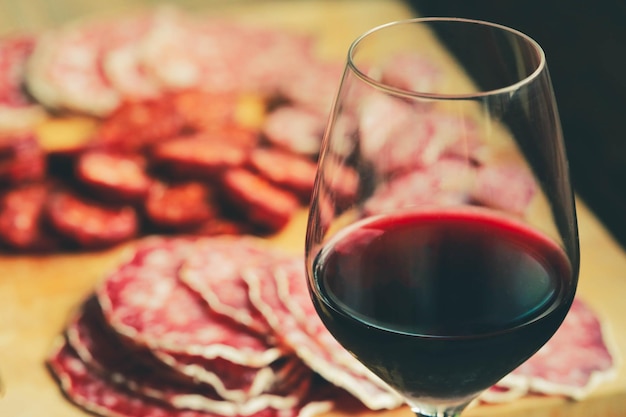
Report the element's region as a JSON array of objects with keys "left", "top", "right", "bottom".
[{"left": 0, "top": 1, "right": 625, "bottom": 416}]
